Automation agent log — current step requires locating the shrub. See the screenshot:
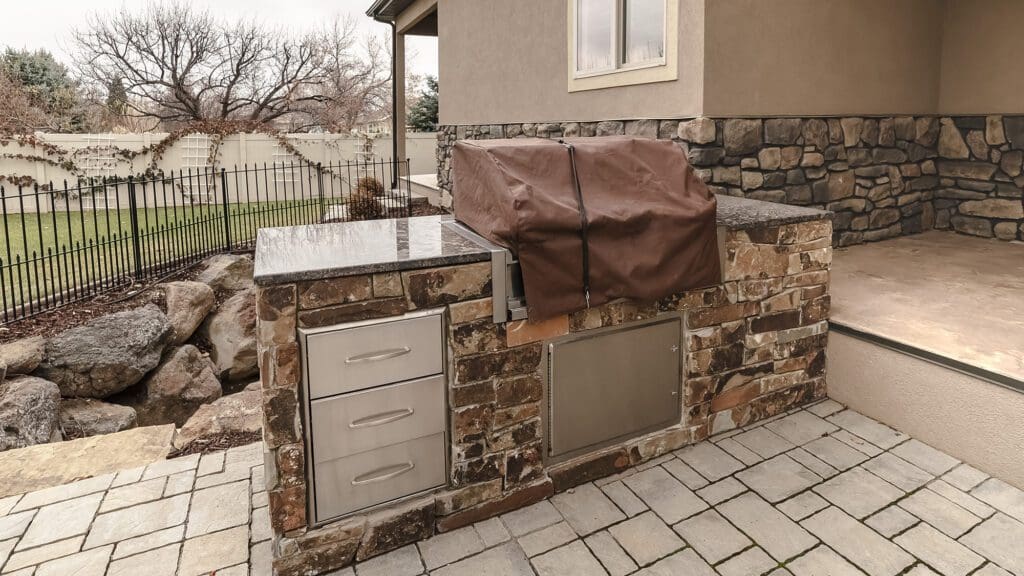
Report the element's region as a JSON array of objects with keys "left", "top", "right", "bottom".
[{"left": 349, "top": 177, "right": 384, "bottom": 221}]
